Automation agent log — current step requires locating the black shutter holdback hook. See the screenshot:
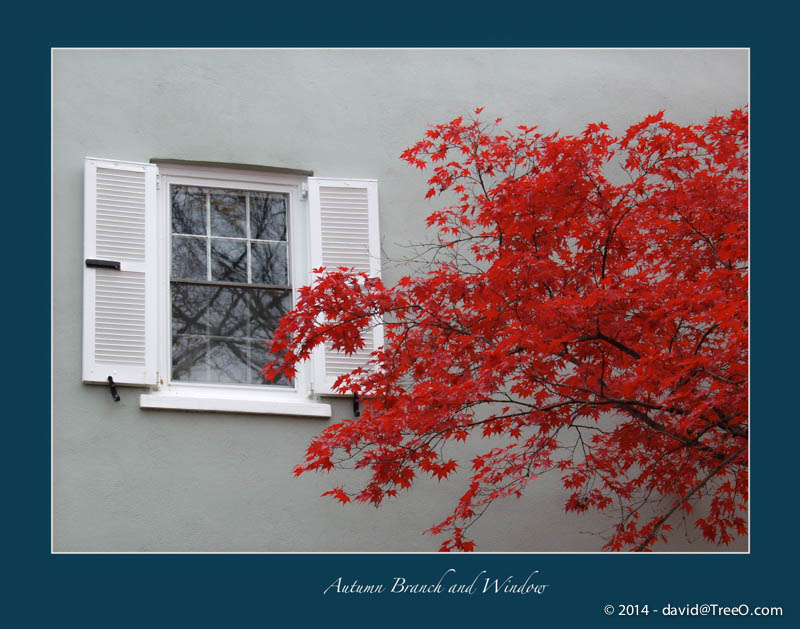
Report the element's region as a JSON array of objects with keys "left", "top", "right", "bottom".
[{"left": 108, "top": 376, "right": 120, "bottom": 402}]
